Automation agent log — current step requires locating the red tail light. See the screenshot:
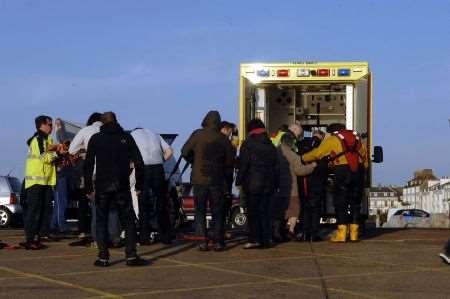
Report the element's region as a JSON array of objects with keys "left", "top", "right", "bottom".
[
  {"left": 277, "top": 69, "right": 290, "bottom": 77},
  {"left": 10, "top": 193, "right": 17, "bottom": 205},
  {"left": 318, "top": 69, "right": 330, "bottom": 77}
]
